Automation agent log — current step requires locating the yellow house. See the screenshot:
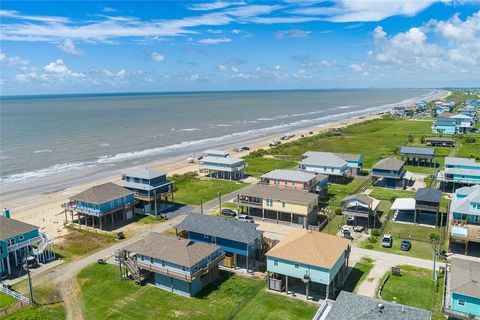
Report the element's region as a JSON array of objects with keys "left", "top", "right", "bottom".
[{"left": 236, "top": 184, "right": 319, "bottom": 227}]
